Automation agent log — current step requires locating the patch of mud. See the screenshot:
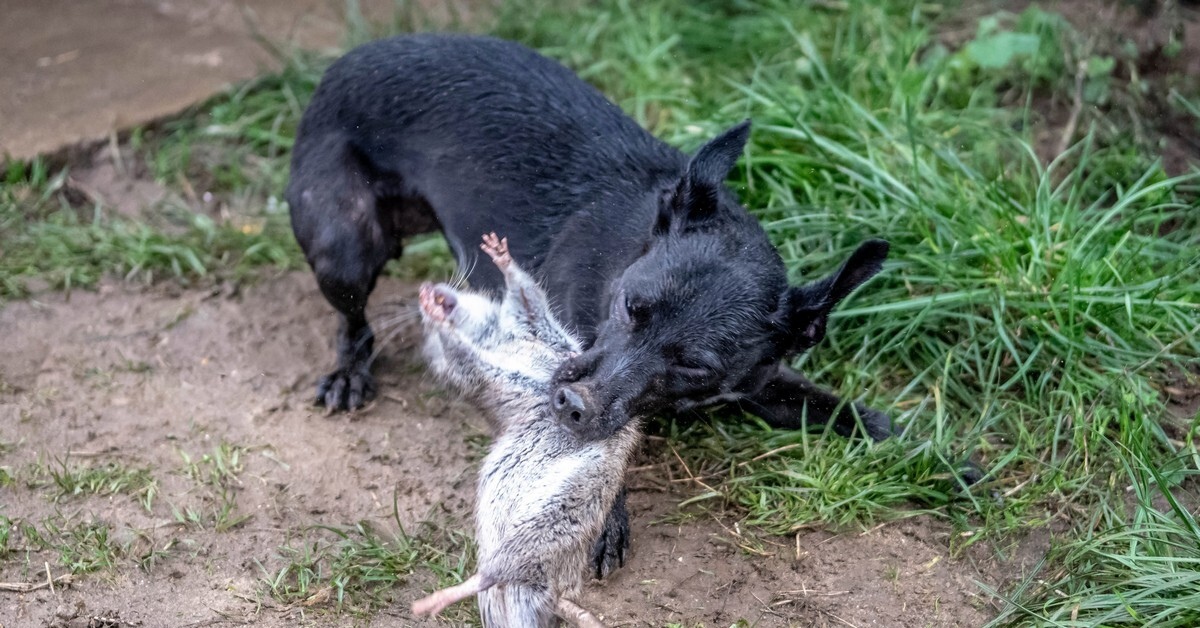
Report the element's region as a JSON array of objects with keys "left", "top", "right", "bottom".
[{"left": 1, "top": 276, "right": 1035, "bottom": 626}]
